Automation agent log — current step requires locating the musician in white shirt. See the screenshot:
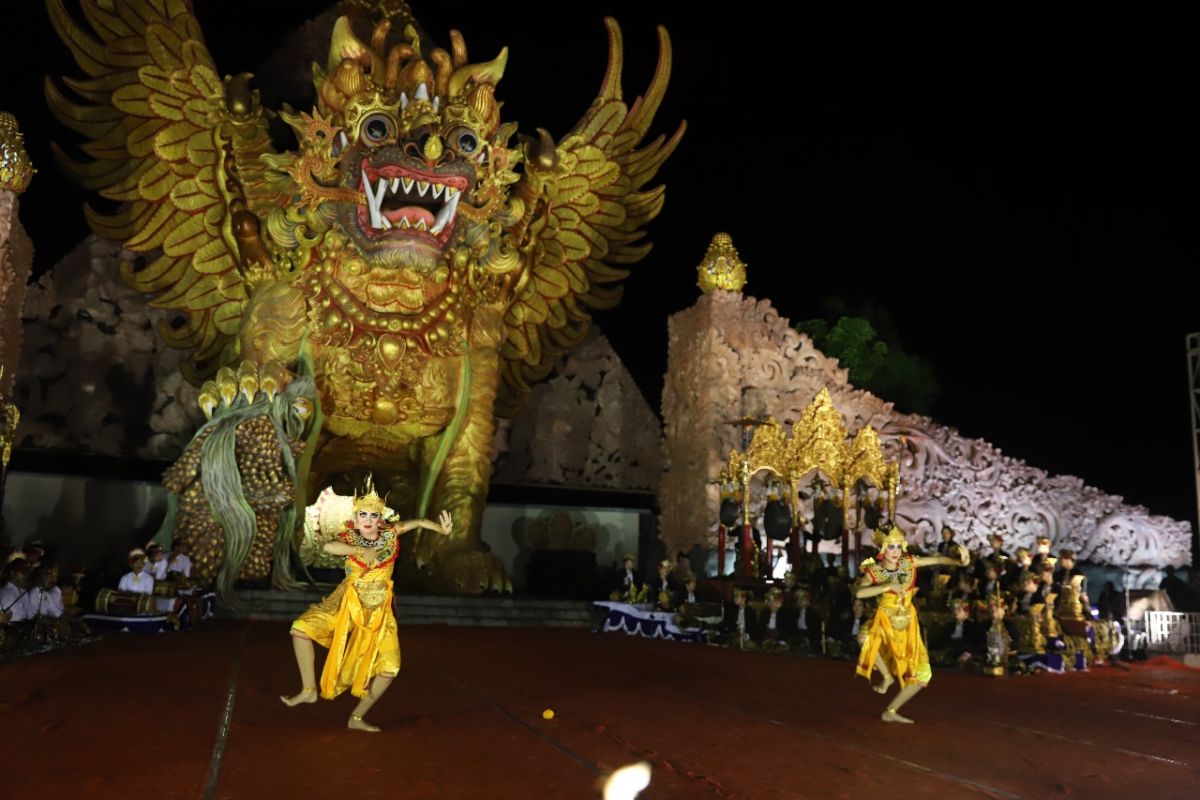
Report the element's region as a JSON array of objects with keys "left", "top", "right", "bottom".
[
  {"left": 118, "top": 549, "right": 156, "bottom": 595},
  {"left": 29, "top": 565, "right": 65, "bottom": 619},
  {"left": 144, "top": 544, "right": 169, "bottom": 581},
  {"left": 167, "top": 540, "right": 193, "bottom": 579},
  {"left": 1, "top": 556, "right": 36, "bottom": 623}
]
